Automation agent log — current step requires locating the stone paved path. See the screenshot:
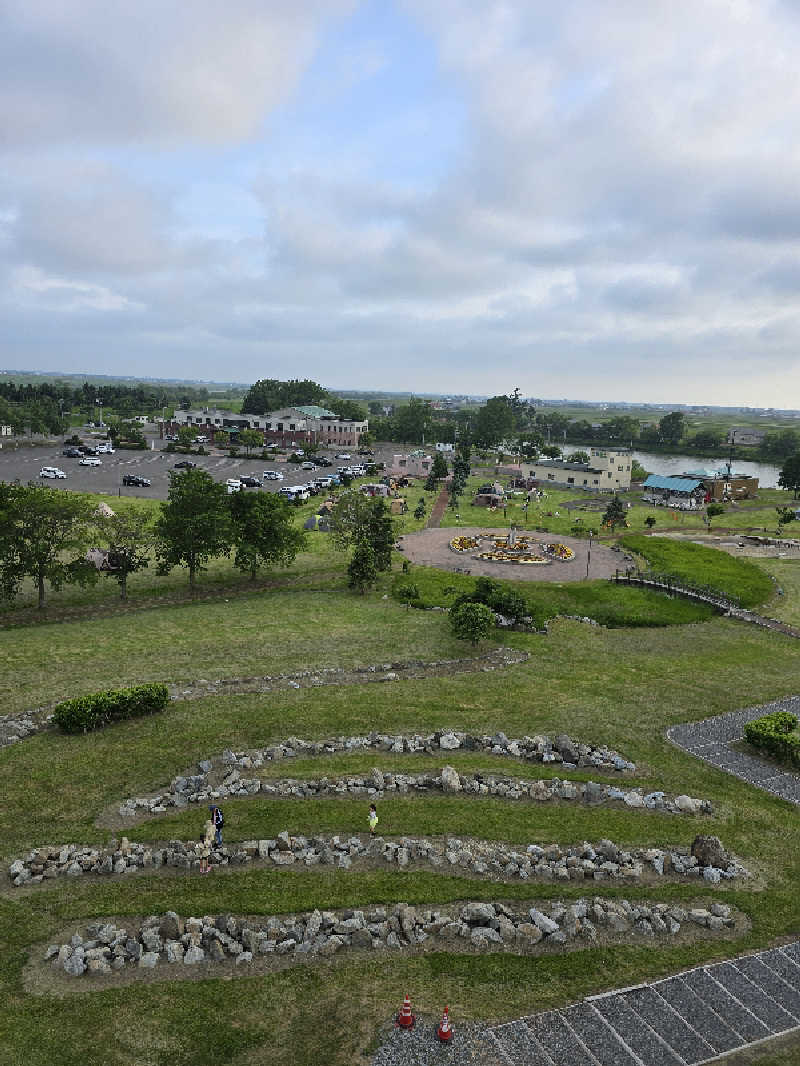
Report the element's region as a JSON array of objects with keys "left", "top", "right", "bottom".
[
  {"left": 668, "top": 696, "right": 800, "bottom": 806},
  {"left": 372, "top": 696, "right": 800, "bottom": 1065}
]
